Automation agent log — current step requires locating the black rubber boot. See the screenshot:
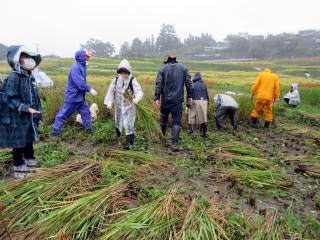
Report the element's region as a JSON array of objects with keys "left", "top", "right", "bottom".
[
  {"left": 251, "top": 117, "right": 258, "bottom": 128},
  {"left": 215, "top": 117, "right": 222, "bottom": 130},
  {"left": 264, "top": 121, "right": 270, "bottom": 129},
  {"left": 171, "top": 126, "right": 181, "bottom": 145},
  {"left": 200, "top": 123, "right": 208, "bottom": 138},
  {"left": 84, "top": 127, "right": 93, "bottom": 134},
  {"left": 160, "top": 125, "right": 167, "bottom": 136},
  {"left": 188, "top": 124, "right": 194, "bottom": 136},
  {"left": 115, "top": 128, "right": 121, "bottom": 138},
  {"left": 123, "top": 134, "right": 134, "bottom": 150}
]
